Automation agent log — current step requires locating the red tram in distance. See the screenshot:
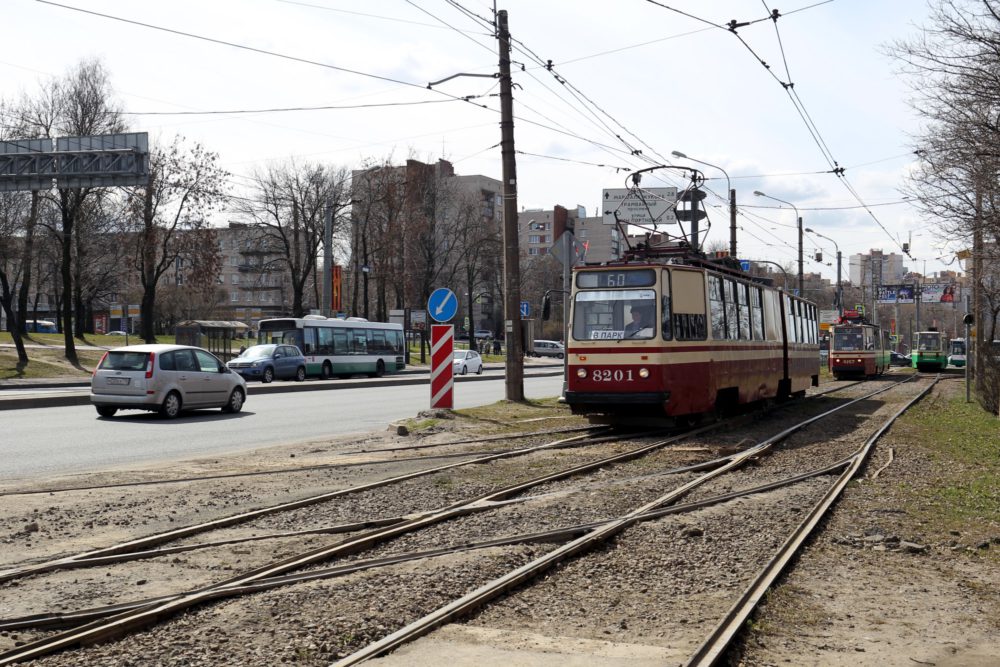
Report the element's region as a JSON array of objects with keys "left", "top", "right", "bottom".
[
  {"left": 828, "top": 311, "right": 890, "bottom": 380},
  {"left": 563, "top": 250, "right": 820, "bottom": 424}
]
